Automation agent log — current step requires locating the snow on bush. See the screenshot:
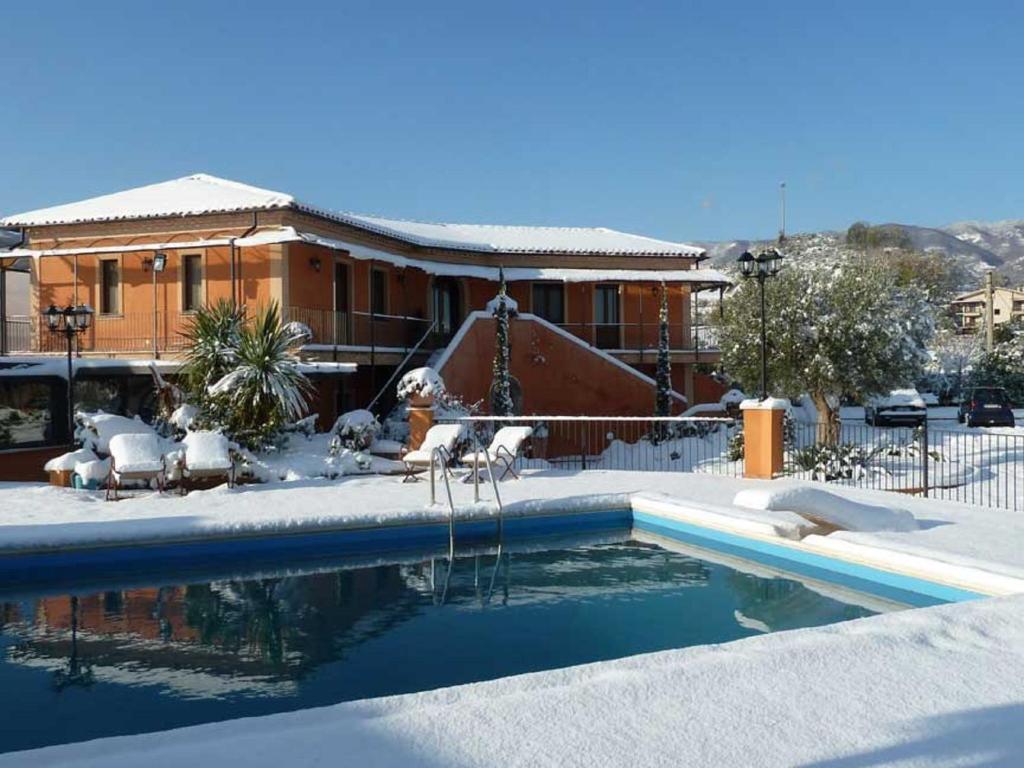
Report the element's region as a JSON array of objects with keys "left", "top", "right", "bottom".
[
  {"left": 485, "top": 293, "right": 519, "bottom": 315},
  {"left": 733, "top": 485, "right": 918, "bottom": 532},
  {"left": 282, "top": 321, "right": 313, "bottom": 345},
  {"left": 169, "top": 403, "right": 199, "bottom": 432},
  {"left": 397, "top": 367, "right": 445, "bottom": 401},
  {"left": 330, "top": 409, "right": 381, "bottom": 451},
  {"left": 76, "top": 412, "right": 158, "bottom": 454},
  {"left": 719, "top": 388, "right": 746, "bottom": 407}
]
